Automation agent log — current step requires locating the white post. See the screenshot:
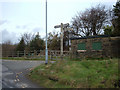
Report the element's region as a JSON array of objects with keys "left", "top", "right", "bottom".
[
  {"left": 61, "top": 23, "right": 63, "bottom": 57},
  {"left": 45, "top": 0, "right": 48, "bottom": 64}
]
